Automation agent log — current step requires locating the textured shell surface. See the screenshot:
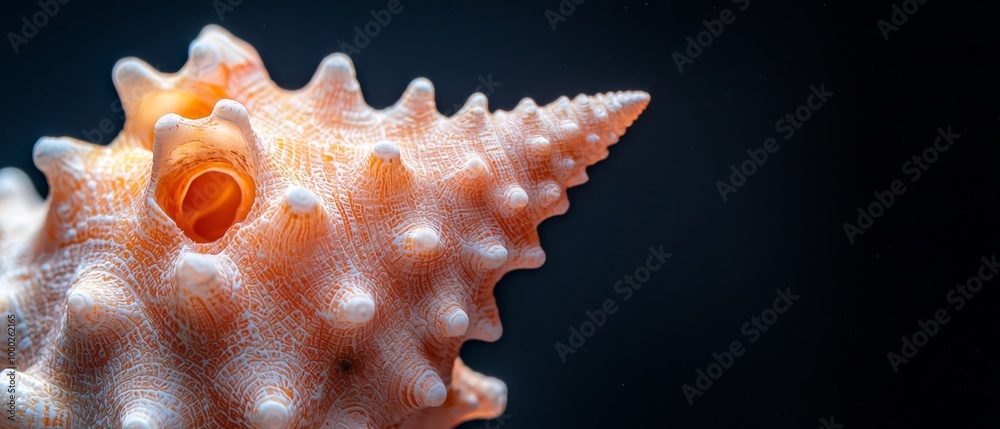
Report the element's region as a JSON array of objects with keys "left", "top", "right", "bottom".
[{"left": 0, "top": 25, "right": 649, "bottom": 428}]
